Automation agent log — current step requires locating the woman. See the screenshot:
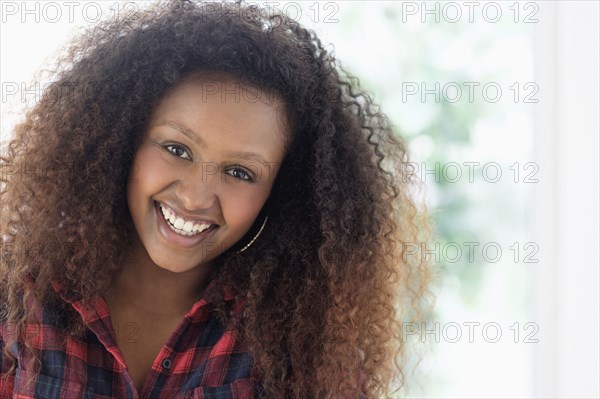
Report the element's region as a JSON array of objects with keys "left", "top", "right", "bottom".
[{"left": 0, "top": 0, "right": 434, "bottom": 397}]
